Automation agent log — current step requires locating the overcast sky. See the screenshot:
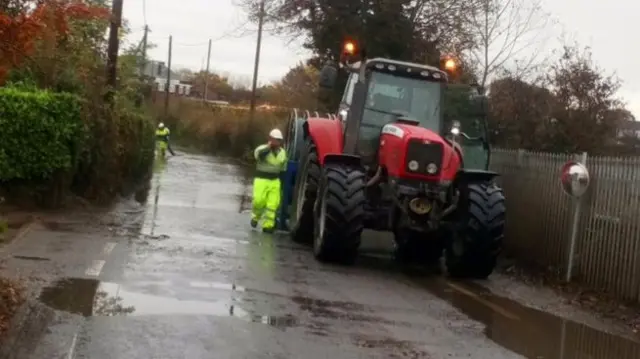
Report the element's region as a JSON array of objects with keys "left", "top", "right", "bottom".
[{"left": 122, "top": 0, "right": 639, "bottom": 117}]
